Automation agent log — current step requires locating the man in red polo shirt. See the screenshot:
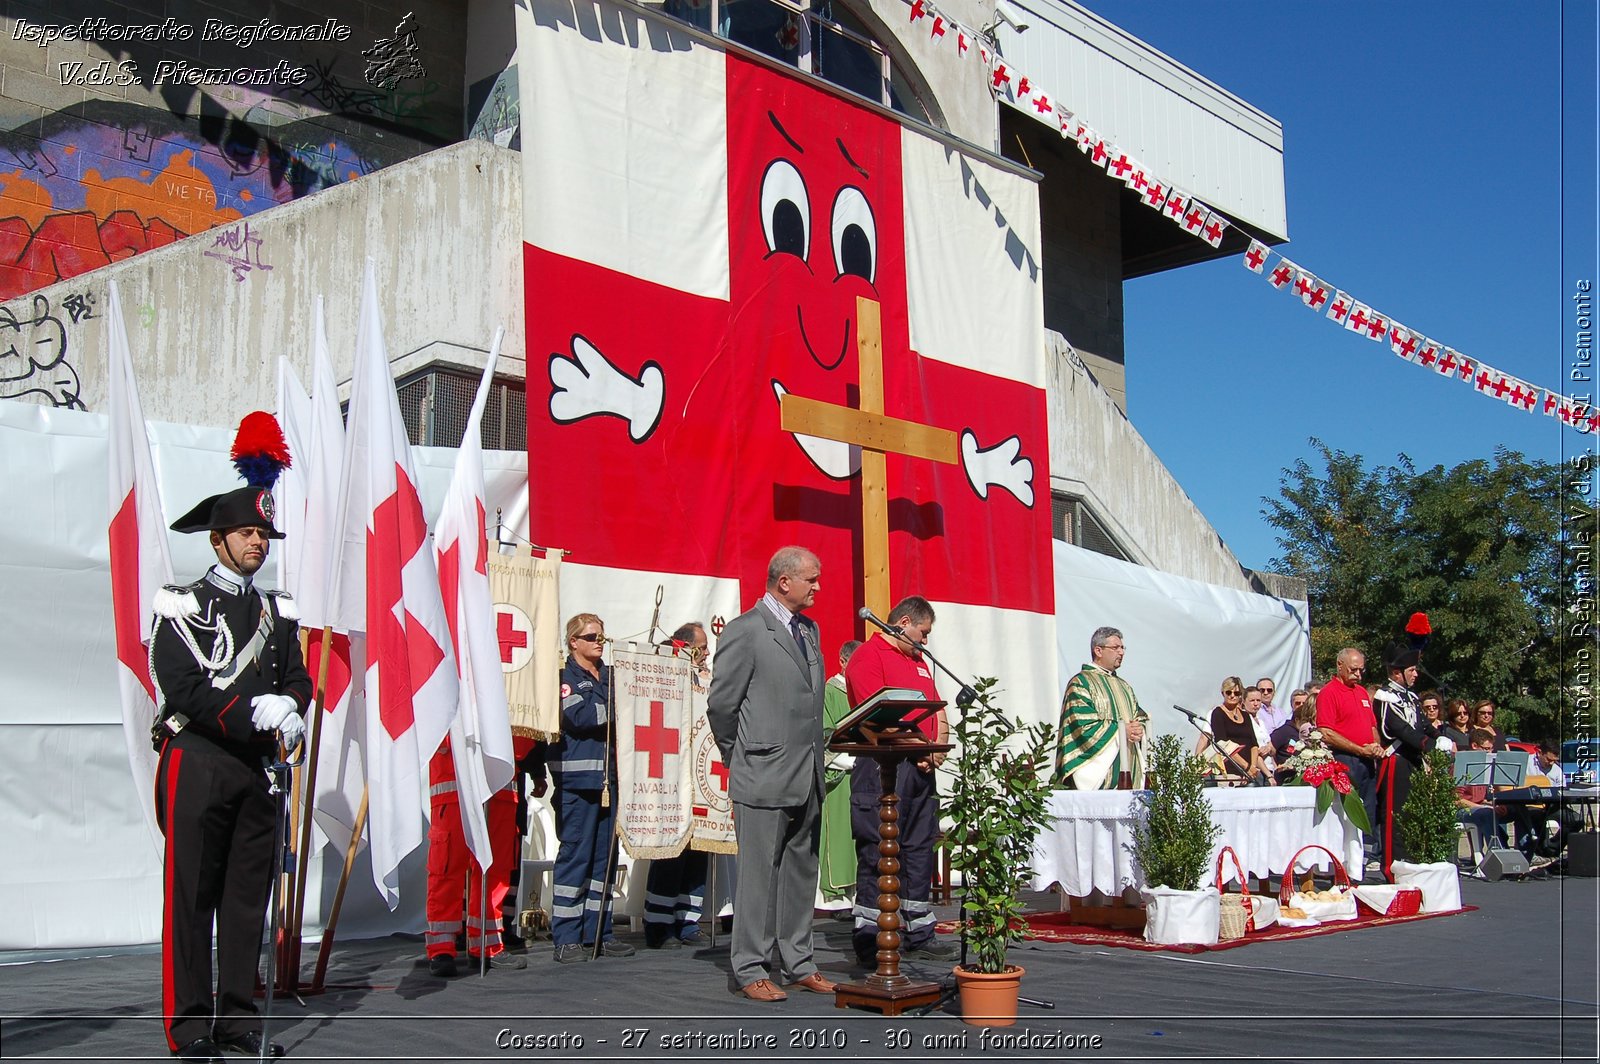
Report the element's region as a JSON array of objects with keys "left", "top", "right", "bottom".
[
  {"left": 844, "top": 595, "right": 955, "bottom": 965},
  {"left": 1315, "top": 647, "right": 1385, "bottom": 876}
]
